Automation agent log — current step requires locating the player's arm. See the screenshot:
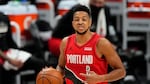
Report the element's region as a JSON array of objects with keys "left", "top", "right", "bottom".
[
  {"left": 56, "top": 37, "right": 68, "bottom": 76},
  {"left": 80, "top": 38, "right": 126, "bottom": 83},
  {"left": 97, "top": 38, "right": 126, "bottom": 82}
]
